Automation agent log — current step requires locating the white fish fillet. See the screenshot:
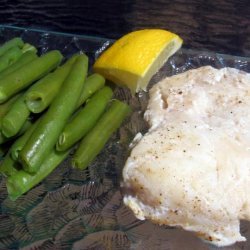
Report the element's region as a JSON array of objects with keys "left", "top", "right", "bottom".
[{"left": 122, "top": 66, "right": 250, "bottom": 247}]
